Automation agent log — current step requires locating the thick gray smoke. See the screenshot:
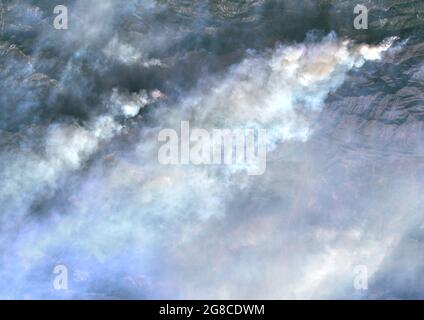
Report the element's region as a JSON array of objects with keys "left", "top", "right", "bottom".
[{"left": 1, "top": 0, "right": 424, "bottom": 299}]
